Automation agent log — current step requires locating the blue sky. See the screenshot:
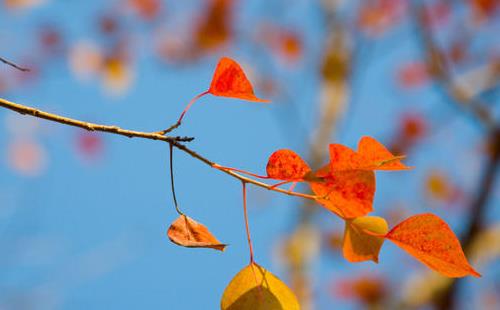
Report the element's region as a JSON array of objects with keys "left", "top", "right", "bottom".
[{"left": 0, "top": 1, "right": 499, "bottom": 309}]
